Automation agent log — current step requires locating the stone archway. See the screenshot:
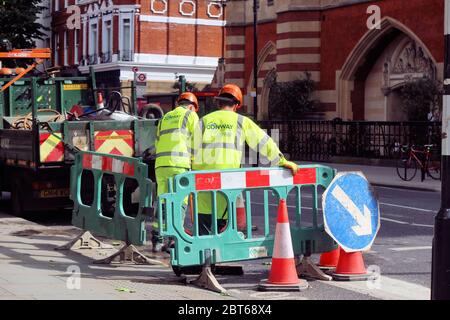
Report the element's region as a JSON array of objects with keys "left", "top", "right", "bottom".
[
  {"left": 247, "top": 41, "right": 277, "bottom": 120},
  {"left": 261, "top": 68, "right": 277, "bottom": 119},
  {"left": 338, "top": 17, "right": 439, "bottom": 121}
]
